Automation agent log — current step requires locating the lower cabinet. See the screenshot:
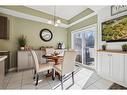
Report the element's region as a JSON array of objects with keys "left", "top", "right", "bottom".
[
  {"left": 98, "top": 51, "right": 126, "bottom": 87},
  {"left": 98, "top": 52, "right": 110, "bottom": 78},
  {"left": 18, "top": 51, "right": 34, "bottom": 71},
  {"left": 0, "top": 61, "right": 4, "bottom": 89},
  {"left": 111, "top": 53, "right": 124, "bottom": 83},
  {"left": 17, "top": 50, "right": 46, "bottom": 71},
  {"left": 124, "top": 55, "right": 127, "bottom": 85}
]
